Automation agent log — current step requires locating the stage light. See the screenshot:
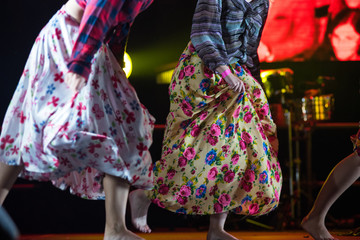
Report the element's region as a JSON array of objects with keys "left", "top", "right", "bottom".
[
  {"left": 123, "top": 52, "right": 133, "bottom": 78},
  {"left": 156, "top": 69, "right": 174, "bottom": 84}
]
